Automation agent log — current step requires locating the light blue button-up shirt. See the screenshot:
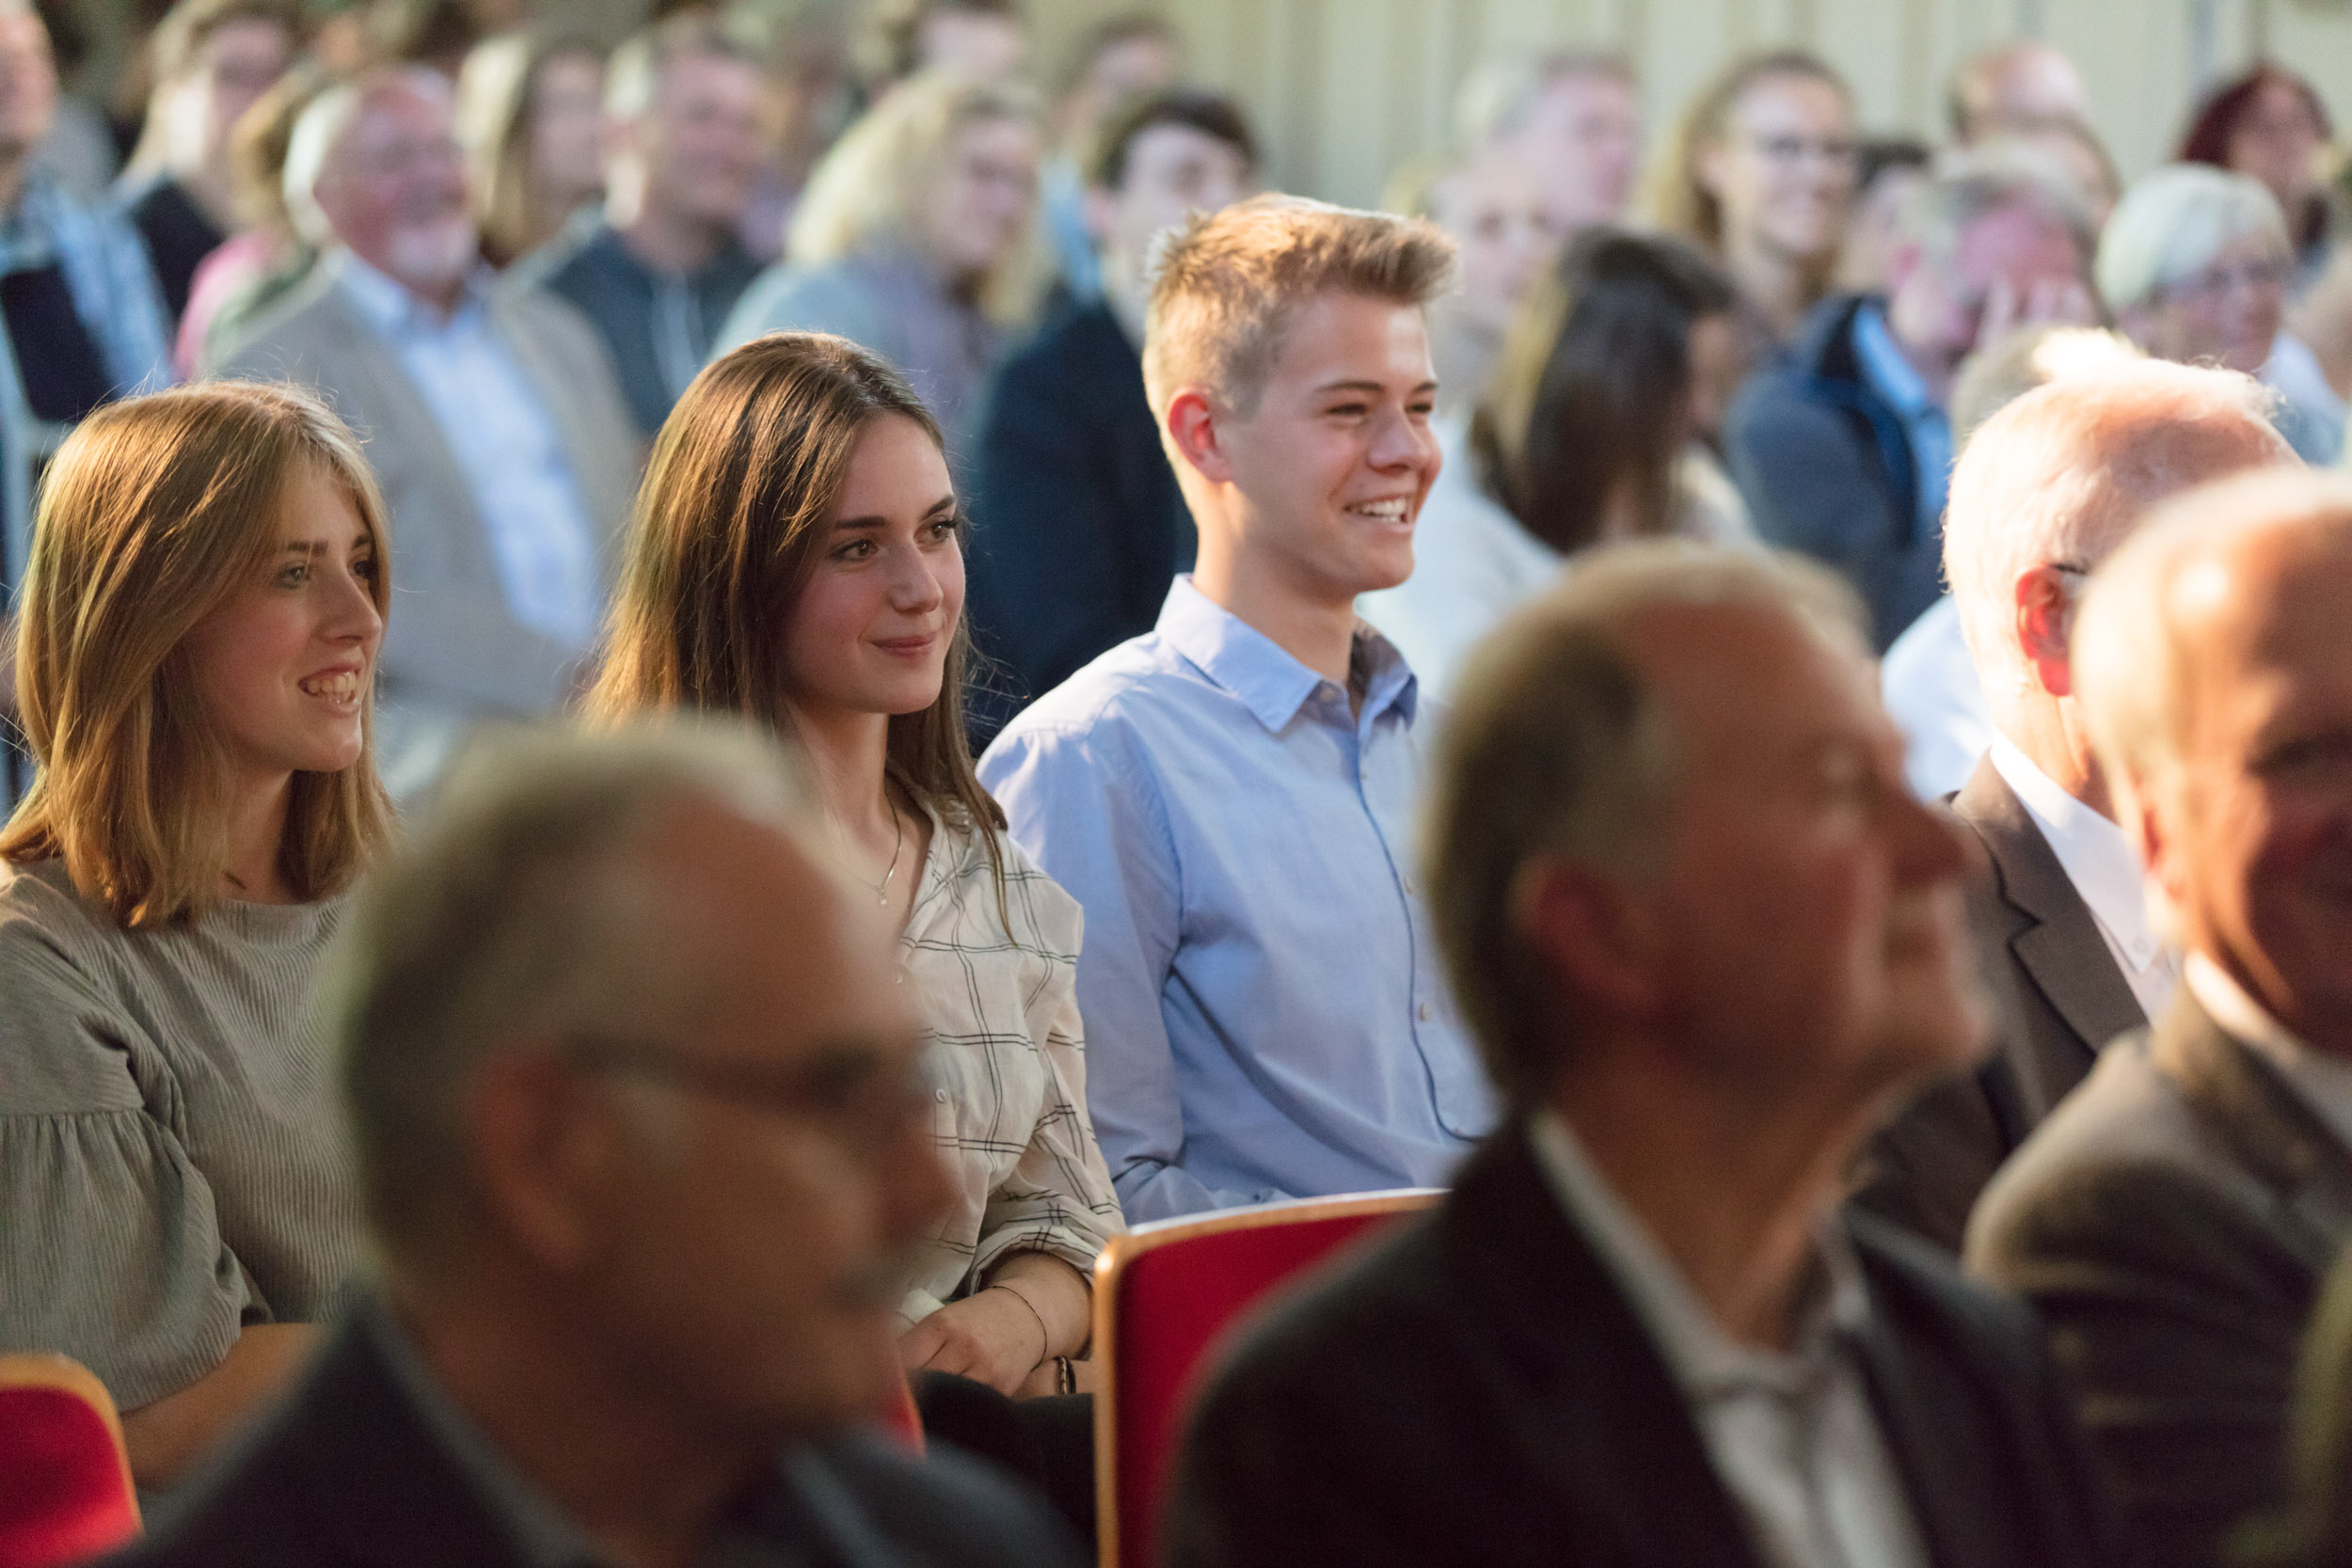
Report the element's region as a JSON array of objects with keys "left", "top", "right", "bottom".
[
  {"left": 335, "top": 253, "right": 600, "bottom": 652},
  {"left": 977, "top": 577, "right": 1494, "bottom": 1222}
]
